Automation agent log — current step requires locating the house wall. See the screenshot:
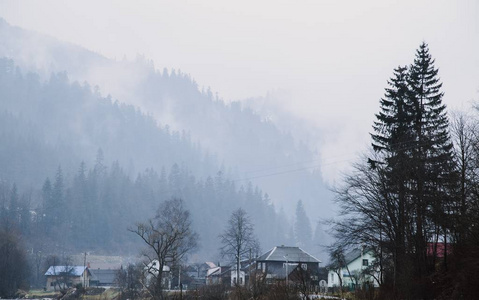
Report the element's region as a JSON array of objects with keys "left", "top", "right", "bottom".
[
  {"left": 45, "top": 272, "right": 90, "bottom": 291},
  {"left": 327, "top": 251, "right": 379, "bottom": 288},
  {"left": 71, "top": 275, "right": 87, "bottom": 288},
  {"left": 230, "top": 270, "right": 245, "bottom": 286},
  {"left": 256, "top": 261, "right": 320, "bottom": 282},
  {"left": 206, "top": 276, "right": 220, "bottom": 285},
  {"left": 145, "top": 271, "right": 171, "bottom": 290},
  {"left": 46, "top": 277, "right": 59, "bottom": 291}
]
